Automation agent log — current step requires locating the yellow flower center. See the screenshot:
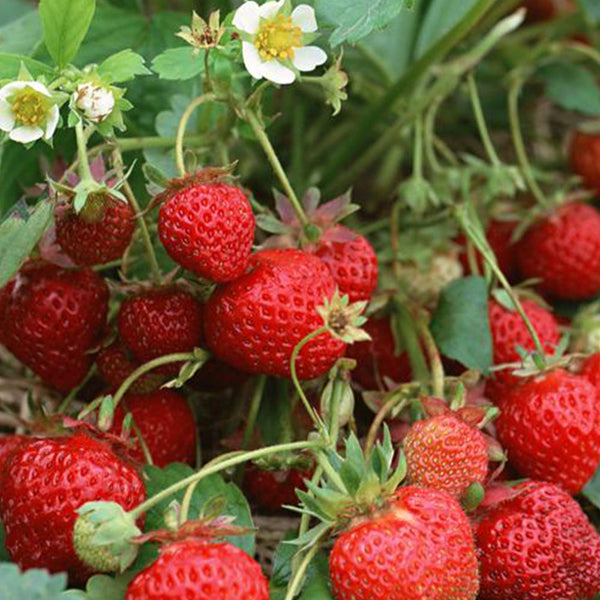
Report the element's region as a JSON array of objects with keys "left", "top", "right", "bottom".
[
  {"left": 254, "top": 14, "right": 303, "bottom": 61},
  {"left": 10, "top": 88, "right": 49, "bottom": 127}
]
